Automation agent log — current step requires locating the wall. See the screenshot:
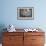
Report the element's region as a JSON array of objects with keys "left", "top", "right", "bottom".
[{"left": 0, "top": 0, "right": 46, "bottom": 30}]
